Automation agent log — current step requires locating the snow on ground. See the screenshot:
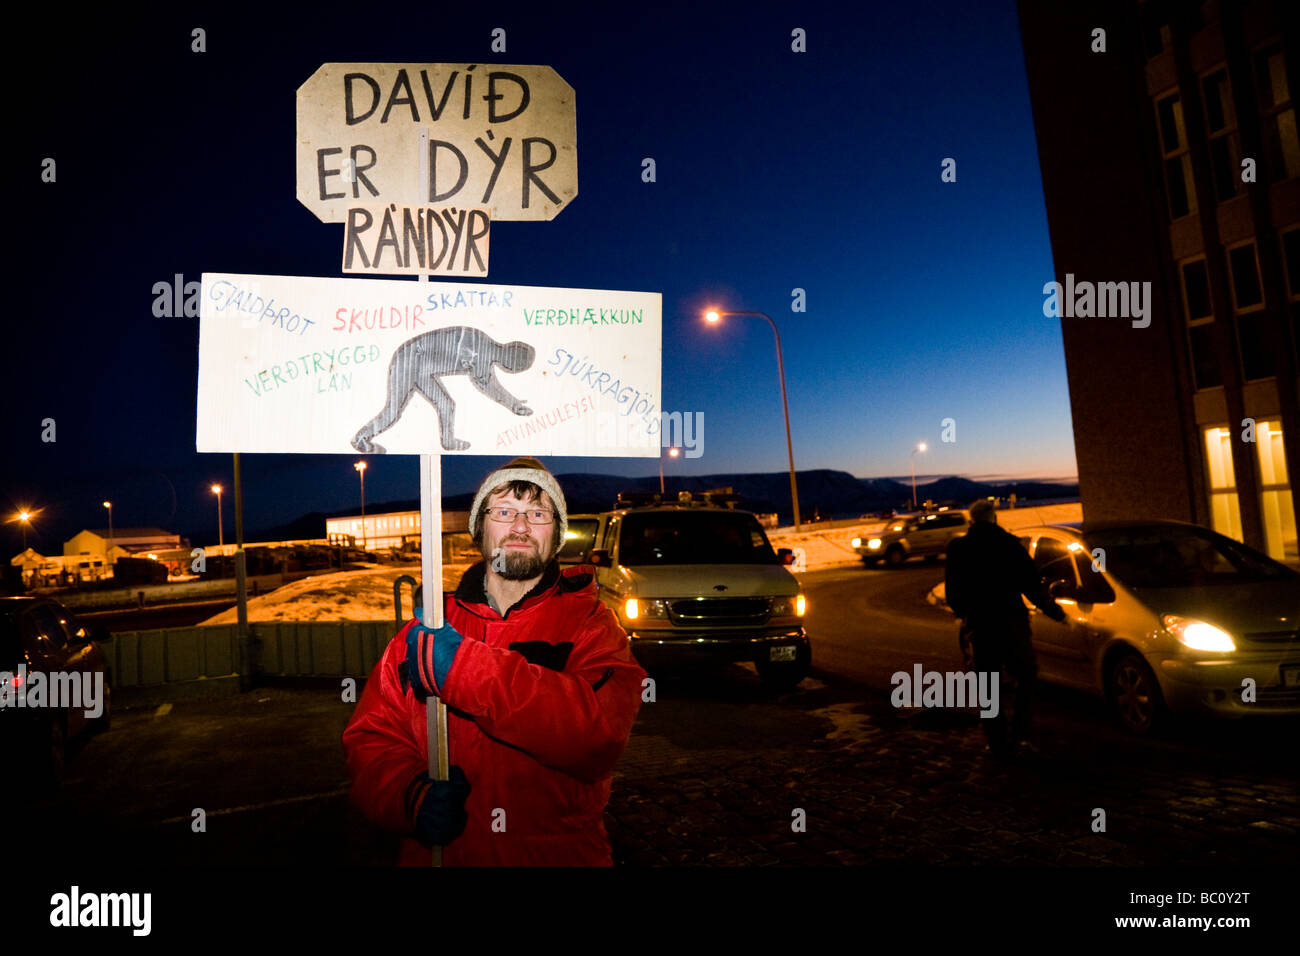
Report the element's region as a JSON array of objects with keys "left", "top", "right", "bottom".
[
  {"left": 197, "top": 504, "right": 1082, "bottom": 624},
  {"left": 199, "top": 562, "right": 471, "bottom": 624}
]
